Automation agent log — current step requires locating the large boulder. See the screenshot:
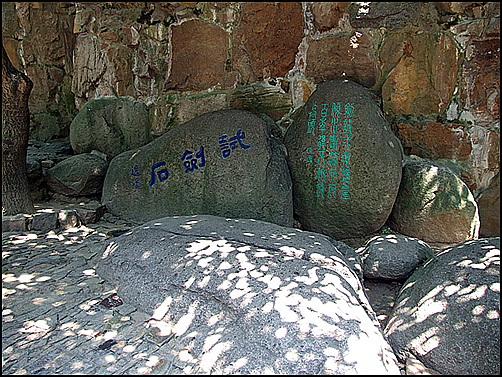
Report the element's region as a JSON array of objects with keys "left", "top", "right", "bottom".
[
  {"left": 102, "top": 109, "right": 293, "bottom": 226},
  {"left": 384, "top": 238, "right": 500, "bottom": 375},
  {"left": 358, "top": 234, "right": 434, "bottom": 280},
  {"left": 388, "top": 158, "right": 480, "bottom": 243},
  {"left": 45, "top": 153, "right": 108, "bottom": 196},
  {"left": 283, "top": 79, "right": 403, "bottom": 241},
  {"left": 70, "top": 97, "right": 152, "bottom": 159},
  {"left": 96, "top": 215, "right": 401, "bottom": 374}
]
